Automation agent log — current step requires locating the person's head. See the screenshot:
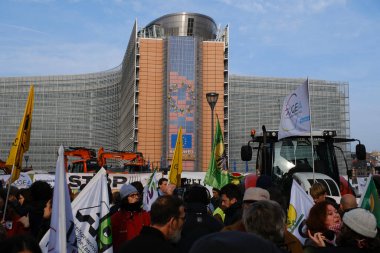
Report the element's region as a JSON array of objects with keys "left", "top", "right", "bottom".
[
  {"left": 17, "top": 188, "right": 32, "bottom": 206},
  {"left": 43, "top": 199, "right": 52, "bottom": 219},
  {"left": 150, "top": 195, "right": 185, "bottom": 243},
  {"left": 212, "top": 188, "right": 221, "bottom": 199},
  {"left": 184, "top": 184, "right": 210, "bottom": 205},
  {"left": 189, "top": 231, "right": 281, "bottom": 253},
  {"left": 338, "top": 208, "right": 379, "bottom": 249},
  {"left": 256, "top": 175, "right": 273, "bottom": 190},
  {"left": 340, "top": 194, "right": 358, "bottom": 213},
  {"left": 119, "top": 184, "right": 140, "bottom": 210},
  {"left": 158, "top": 178, "right": 168, "bottom": 192},
  {"left": 242, "top": 187, "right": 270, "bottom": 209},
  {"left": 131, "top": 181, "right": 144, "bottom": 195},
  {"left": 29, "top": 181, "right": 53, "bottom": 202},
  {"left": 306, "top": 201, "right": 341, "bottom": 235},
  {"left": 309, "top": 182, "right": 327, "bottom": 203},
  {"left": 220, "top": 183, "right": 242, "bottom": 210},
  {"left": 243, "top": 200, "right": 286, "bottom": 245},
  {"left": 0, "top": 234, "right": 42, "bottom": 253}
]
